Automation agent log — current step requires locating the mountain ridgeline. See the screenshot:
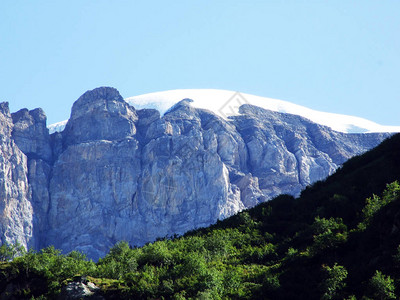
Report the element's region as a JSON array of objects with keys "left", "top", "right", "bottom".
[{"left": 0, "top": 87, "right": 392, "bottom": 260}]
